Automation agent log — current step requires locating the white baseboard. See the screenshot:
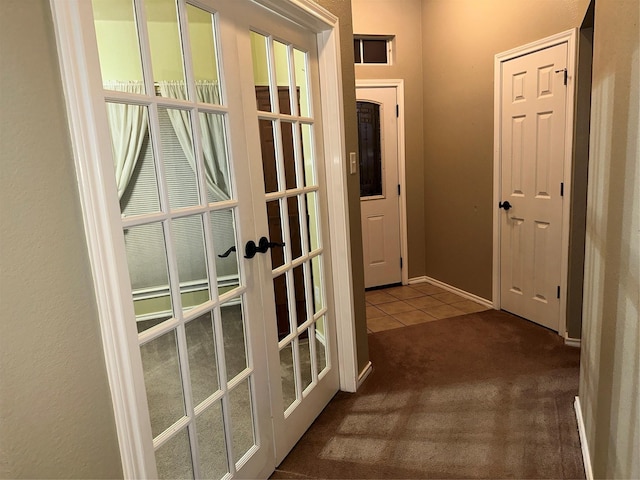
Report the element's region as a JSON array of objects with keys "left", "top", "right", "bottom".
[
  {"left": 407, "top": 276, "right": 429, "bottom": 285},
  {"left": 574, "top": 396, "right": 593, "bottom": 480},
  {"left": 357, "top": 361, "right": 373, "bottom": 389},
  {"left": 564, "top": 334, "right": 582, "bottom": 348},
  {"left": 408, "top": 276, "right": 493, "bottom": 309}
]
